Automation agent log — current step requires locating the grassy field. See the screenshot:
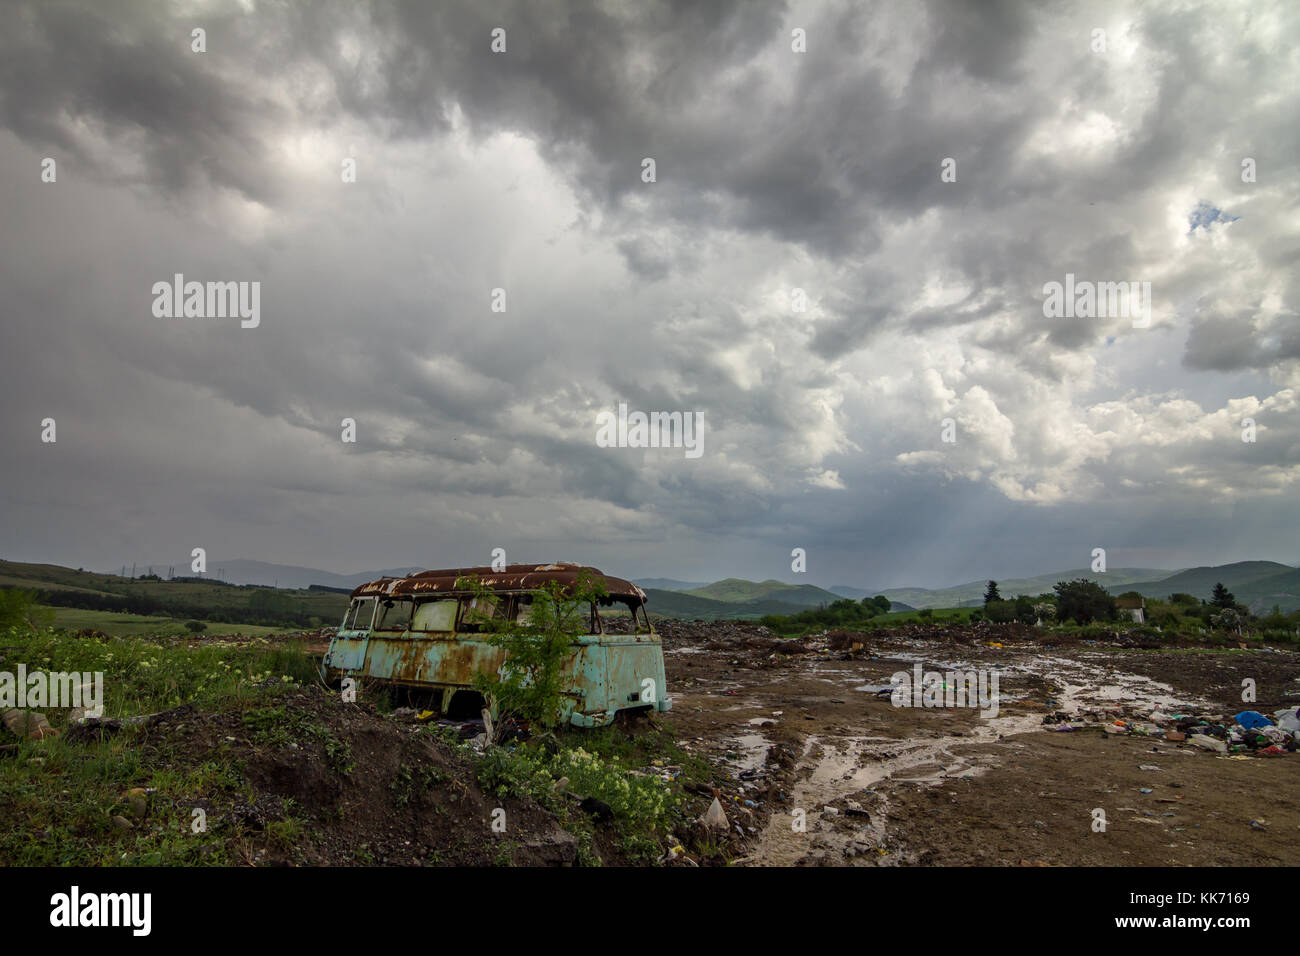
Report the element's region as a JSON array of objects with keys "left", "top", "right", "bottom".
[
  {"left": 0, "top": 625, "right": 321, "bottom": 865},
  {"left": 0, "top": 559, "right": 349, "bottom": 628},
  {"left": 0, "top": 621, "right": 726, "bottom": 866},
  {"left": 760, "top": 605, "right": 977, "bottom": 637},
  {"left": 40, "top": 606, "right": 292, "bottom": 638}
]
